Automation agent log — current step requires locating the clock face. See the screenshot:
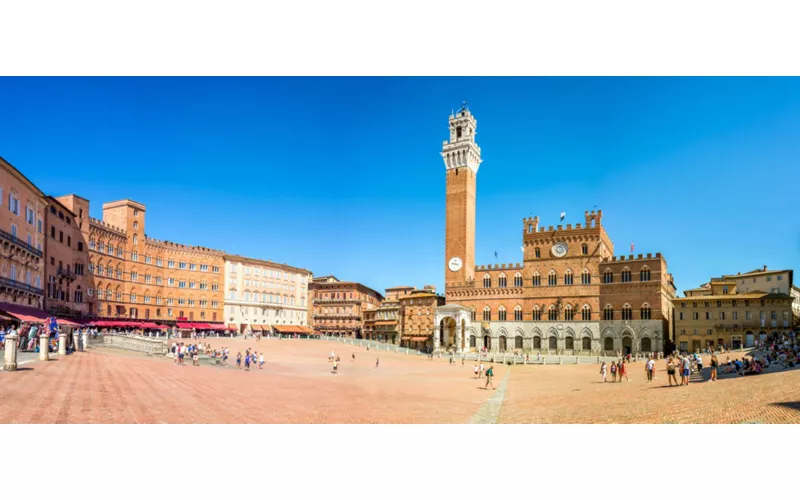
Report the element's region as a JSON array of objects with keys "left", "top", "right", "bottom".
[
  {"left": 551, "top": 242, "right": 568, "bottom": 258},
  {"left": 448, "top": 257, "right": 463, "bottom": 272}
]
